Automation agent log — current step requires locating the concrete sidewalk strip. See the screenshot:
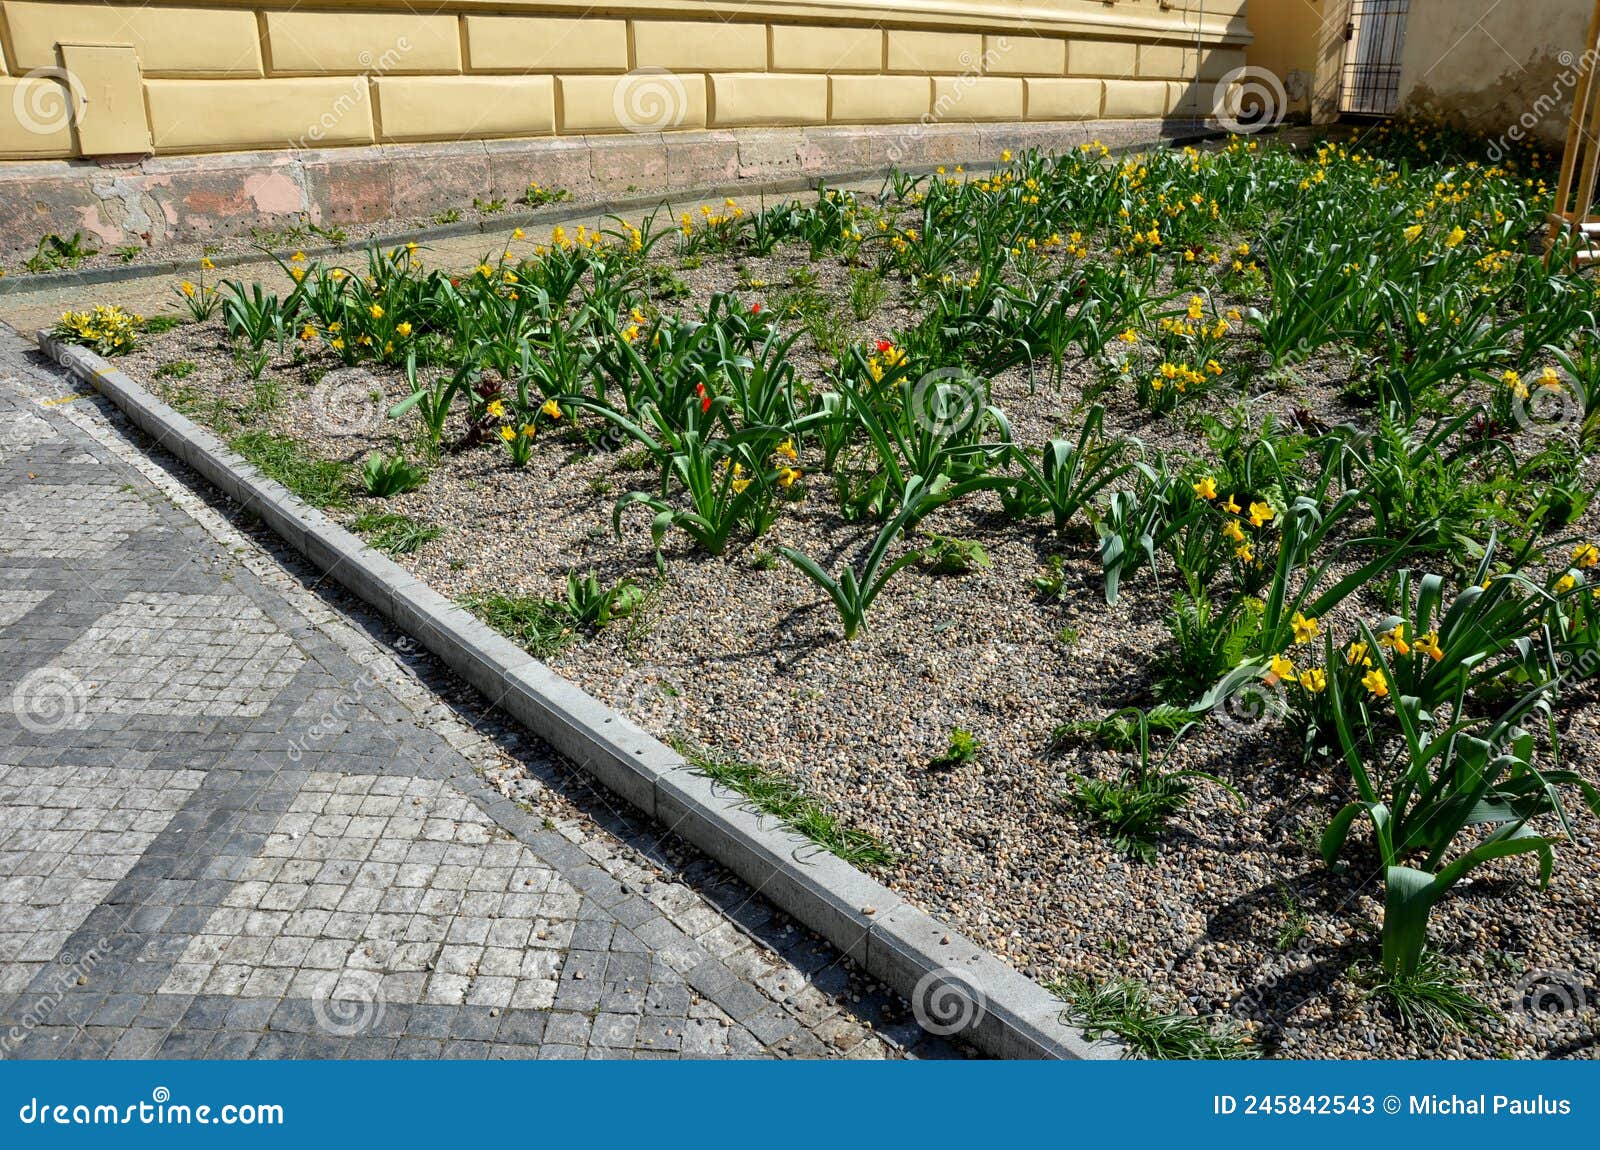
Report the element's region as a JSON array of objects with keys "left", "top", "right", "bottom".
[{"left": 38, "top": 330, "right": 1119, "bottom": 1061}]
